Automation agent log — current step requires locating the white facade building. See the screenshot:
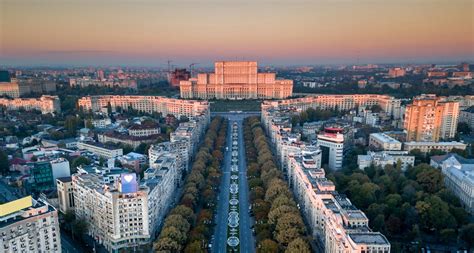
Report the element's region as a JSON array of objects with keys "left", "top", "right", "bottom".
[
  {"left": 369, "top": 133, "right": 402, "bottom": 151},
  {"left": 317, "top": 128, "right": 344, "bottom": 170},
  {"left": 0, "top": 196, "right": 61, "bottom": 253},
  {"left": 403, "top": 141, "right": 466, "bottom": 153},
  {"left": 358, "top": 151, "right": 415, "bottom": 171}
]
